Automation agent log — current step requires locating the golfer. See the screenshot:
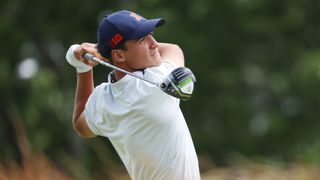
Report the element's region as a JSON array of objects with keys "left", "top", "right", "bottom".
[{"left": 66, "top": 10, "right": 200, "bottom": 179}]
